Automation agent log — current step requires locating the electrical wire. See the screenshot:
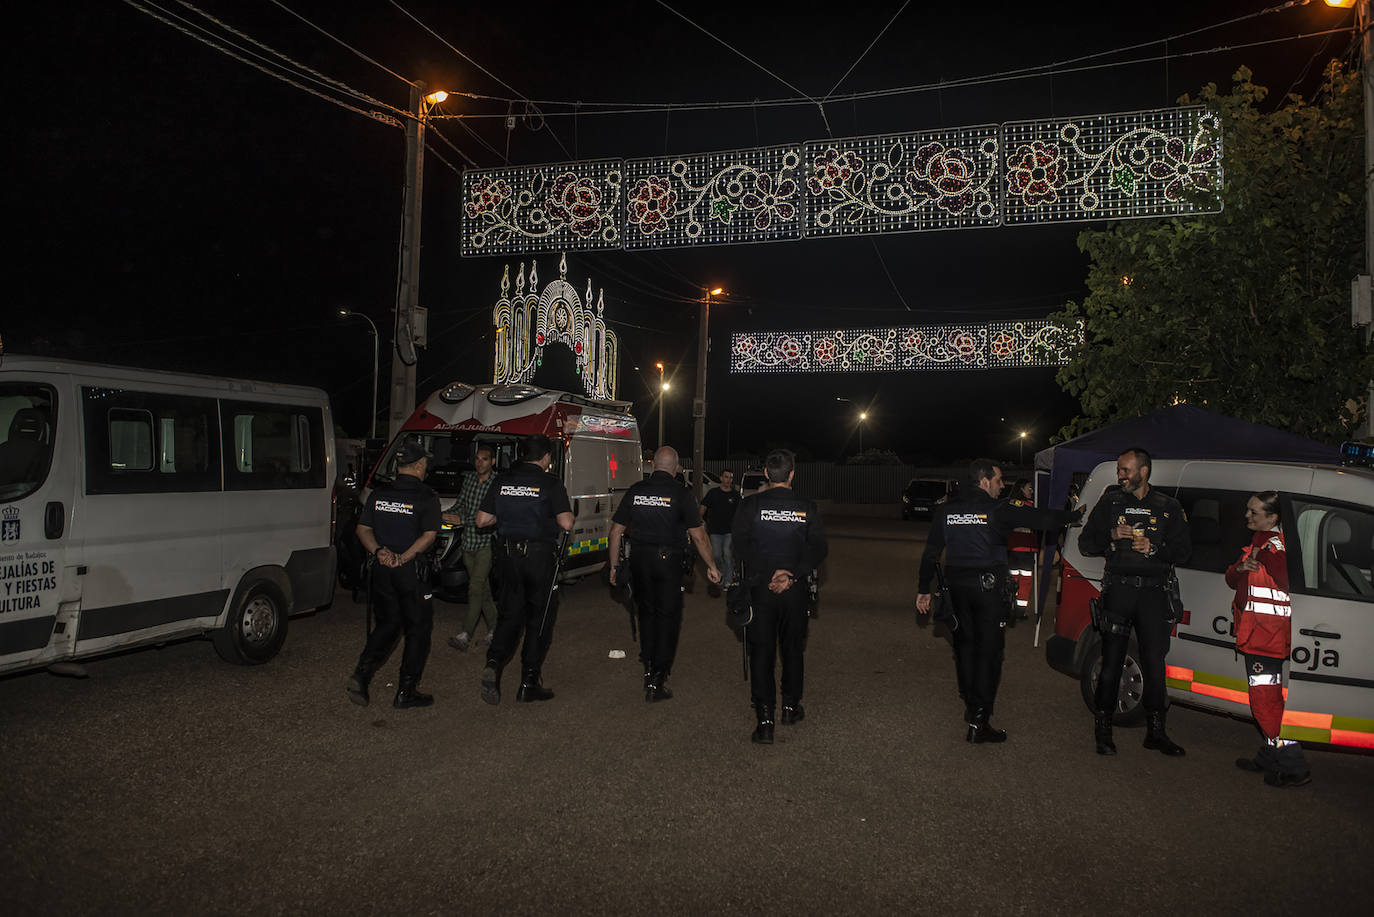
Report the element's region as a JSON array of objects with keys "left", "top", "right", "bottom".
[
  {"left": 439, "top": 22, "right": 1354, "bottom": 119},
  {"left": 825, "top": 0, "right": 911, "bottom": 99},
  {"left": 387, "top": 0, "right": 575, "bottom": 160},
  {"left": 121, "top": 0, "right": 403, "bottom": 129},
  {"left": 264, "top": 0, "right": 419, "bottom": 89}
]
